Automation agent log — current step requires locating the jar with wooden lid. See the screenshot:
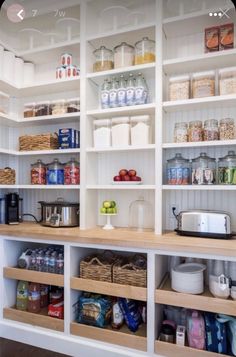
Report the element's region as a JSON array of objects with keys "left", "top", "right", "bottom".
[
  {"left": 174, "top": 122, "right": 188, "bottom": 143},
  {"left": 203, "top": 119, "right": 219, "bottom": 141},
  {"left": 93, "top": 46, "right": 114, "bottom": 72},
  {"left": 114, "top": 42, "right": 134, "bottom": 68},
  {"left": 219, "top": 67, "right": 236, "bottom": 95},
  {"left": 169, "top": 75, "right": 190, "bottom": 101},
  {"left": 134, "top": 37, "right": 155, "bottom": 65},
  {"left": 219, "top": 118, "right": 235, "bottom": 140},
  {"left": 192, "top": 71, "right": 215, "bottom": 98},
  {"left": 189, "top": 120, "right": 203, "bottom": 142}
]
